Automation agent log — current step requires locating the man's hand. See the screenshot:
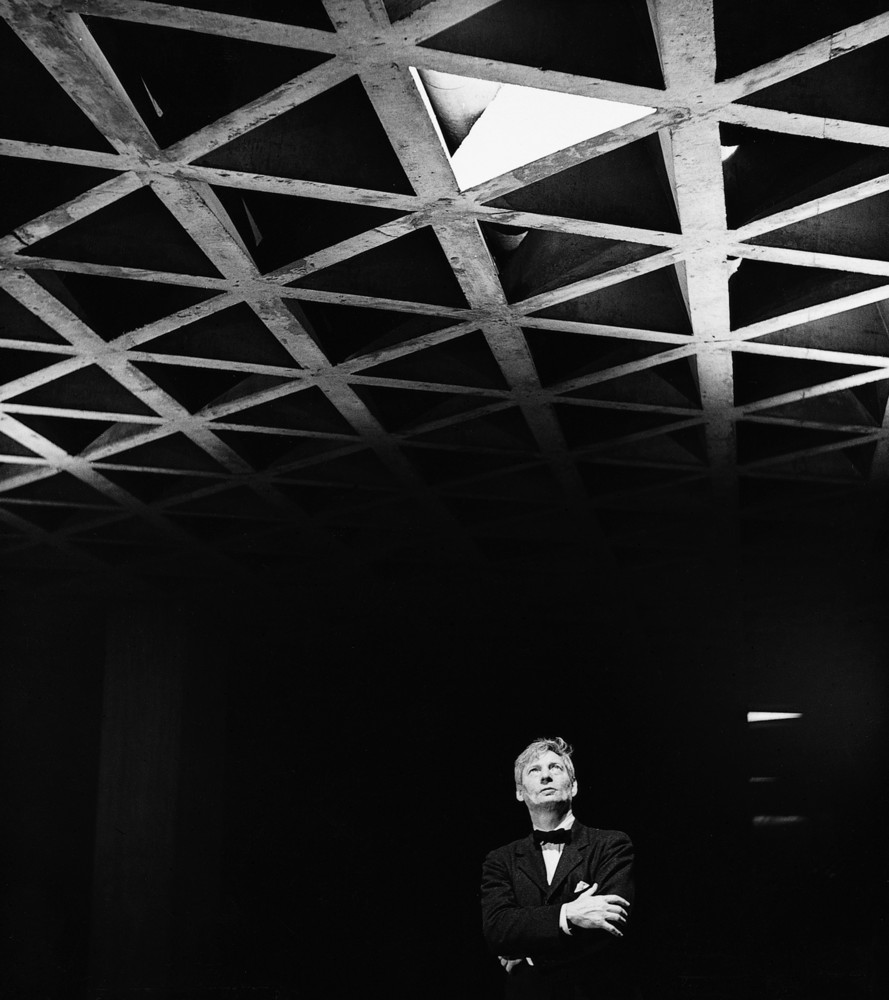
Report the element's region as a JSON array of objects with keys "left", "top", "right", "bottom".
[
  {"left": 498, "top": 956, "right": 524, "bottom": 973},
  {"left": 563, "top": 882, "right": 630, "bottom": 937}
]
